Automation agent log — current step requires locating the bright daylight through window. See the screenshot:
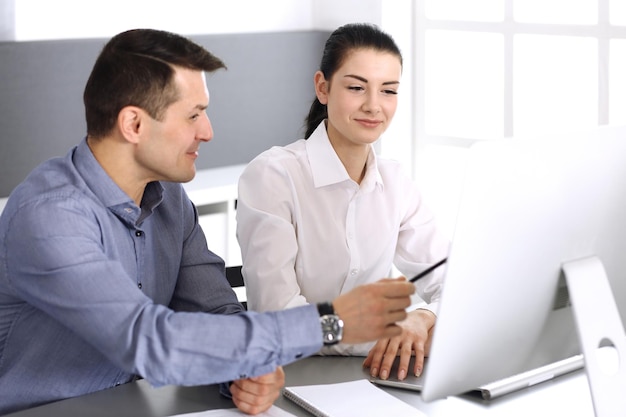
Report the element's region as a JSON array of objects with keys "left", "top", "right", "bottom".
[{"left": 411, "top": 0, "right": 626, "bottom": 239}]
